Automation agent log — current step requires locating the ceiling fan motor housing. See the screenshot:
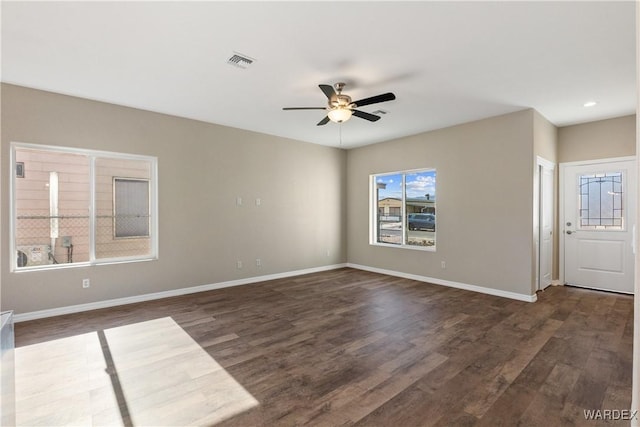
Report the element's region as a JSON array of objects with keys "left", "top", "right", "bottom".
[{"left": 331, "top": 94, "right": 353, "bottom": 108}]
